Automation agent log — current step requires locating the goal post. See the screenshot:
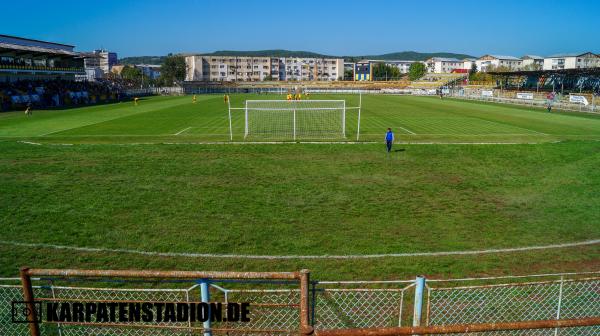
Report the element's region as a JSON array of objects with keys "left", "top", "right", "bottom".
[{"left": 243, "top": 100, "right": 346, "bottom": 140}]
